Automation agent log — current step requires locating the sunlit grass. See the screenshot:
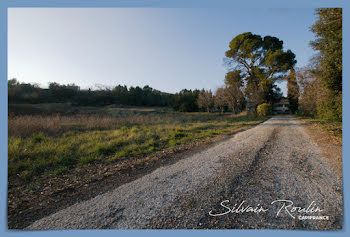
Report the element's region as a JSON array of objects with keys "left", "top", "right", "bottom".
[{"left": 8, "top": 108, "right": 266, "bottom": 182}]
